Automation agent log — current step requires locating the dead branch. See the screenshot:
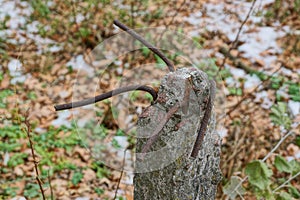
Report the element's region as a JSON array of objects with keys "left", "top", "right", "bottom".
[
  {"left": 219, "top": 0, "right": 257, "bottom": 69},
  {"left": 23, "top": 110, "right": 46, "bottom": 200}
]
